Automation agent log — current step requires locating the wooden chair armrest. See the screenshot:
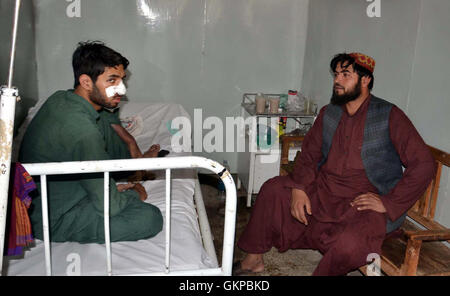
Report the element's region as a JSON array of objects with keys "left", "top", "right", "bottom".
[
  {"left": 280, "top": 135, "right": 305, "bottom": 145},
  {"left": 405, "top": 229, "right": 450, "bottom": 241},
  {"left": 280, "top": 135, "right": 304, "bottom": 165}
]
